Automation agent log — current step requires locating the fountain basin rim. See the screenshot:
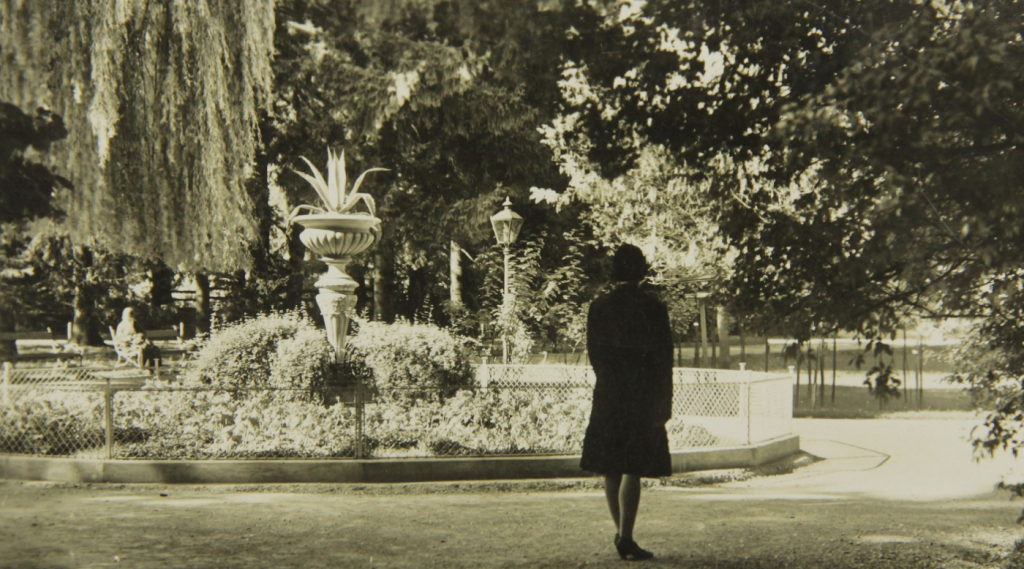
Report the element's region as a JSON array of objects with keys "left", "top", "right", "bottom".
[{"left": 293, "top": 213, "right": 380, "bottom": 231}]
